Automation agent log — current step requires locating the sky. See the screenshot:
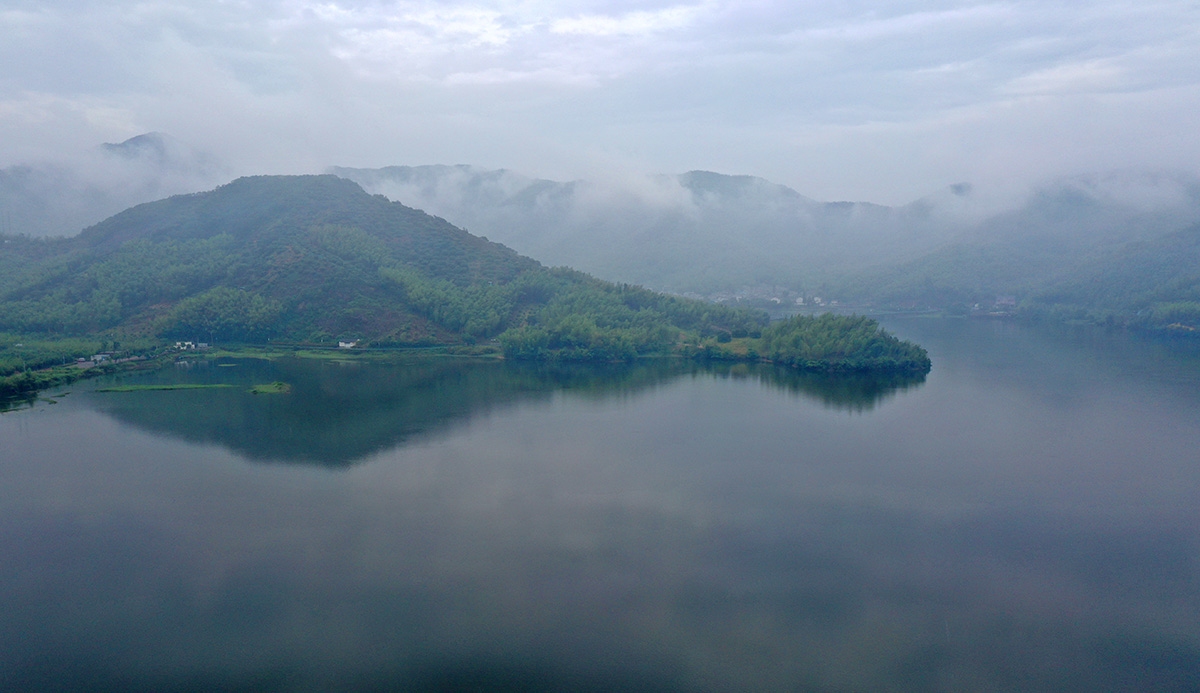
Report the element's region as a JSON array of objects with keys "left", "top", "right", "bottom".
[{"left": 2, "top": 0, "right": 1199, "bottom": 204}]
